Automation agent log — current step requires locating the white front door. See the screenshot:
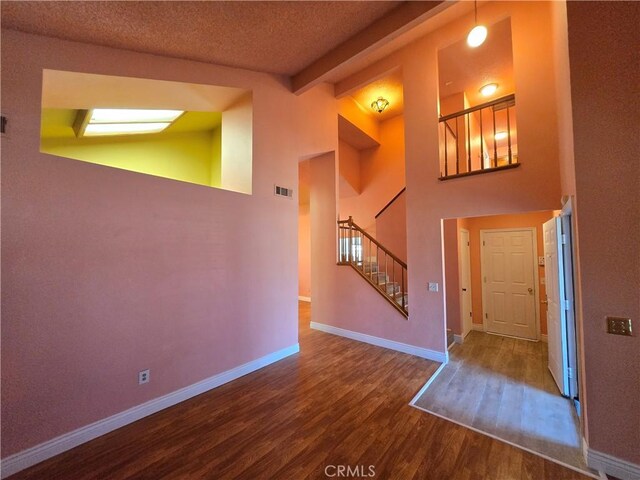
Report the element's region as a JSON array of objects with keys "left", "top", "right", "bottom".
[
  {"left": 543, "top": 217, "right": 570, "bottom": 396},
  {"left": 481, "top": 229, "right": 537, "bottom": 340},
  {"left": 459, "top": 229, "right": 472, "bottom": 337}
]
